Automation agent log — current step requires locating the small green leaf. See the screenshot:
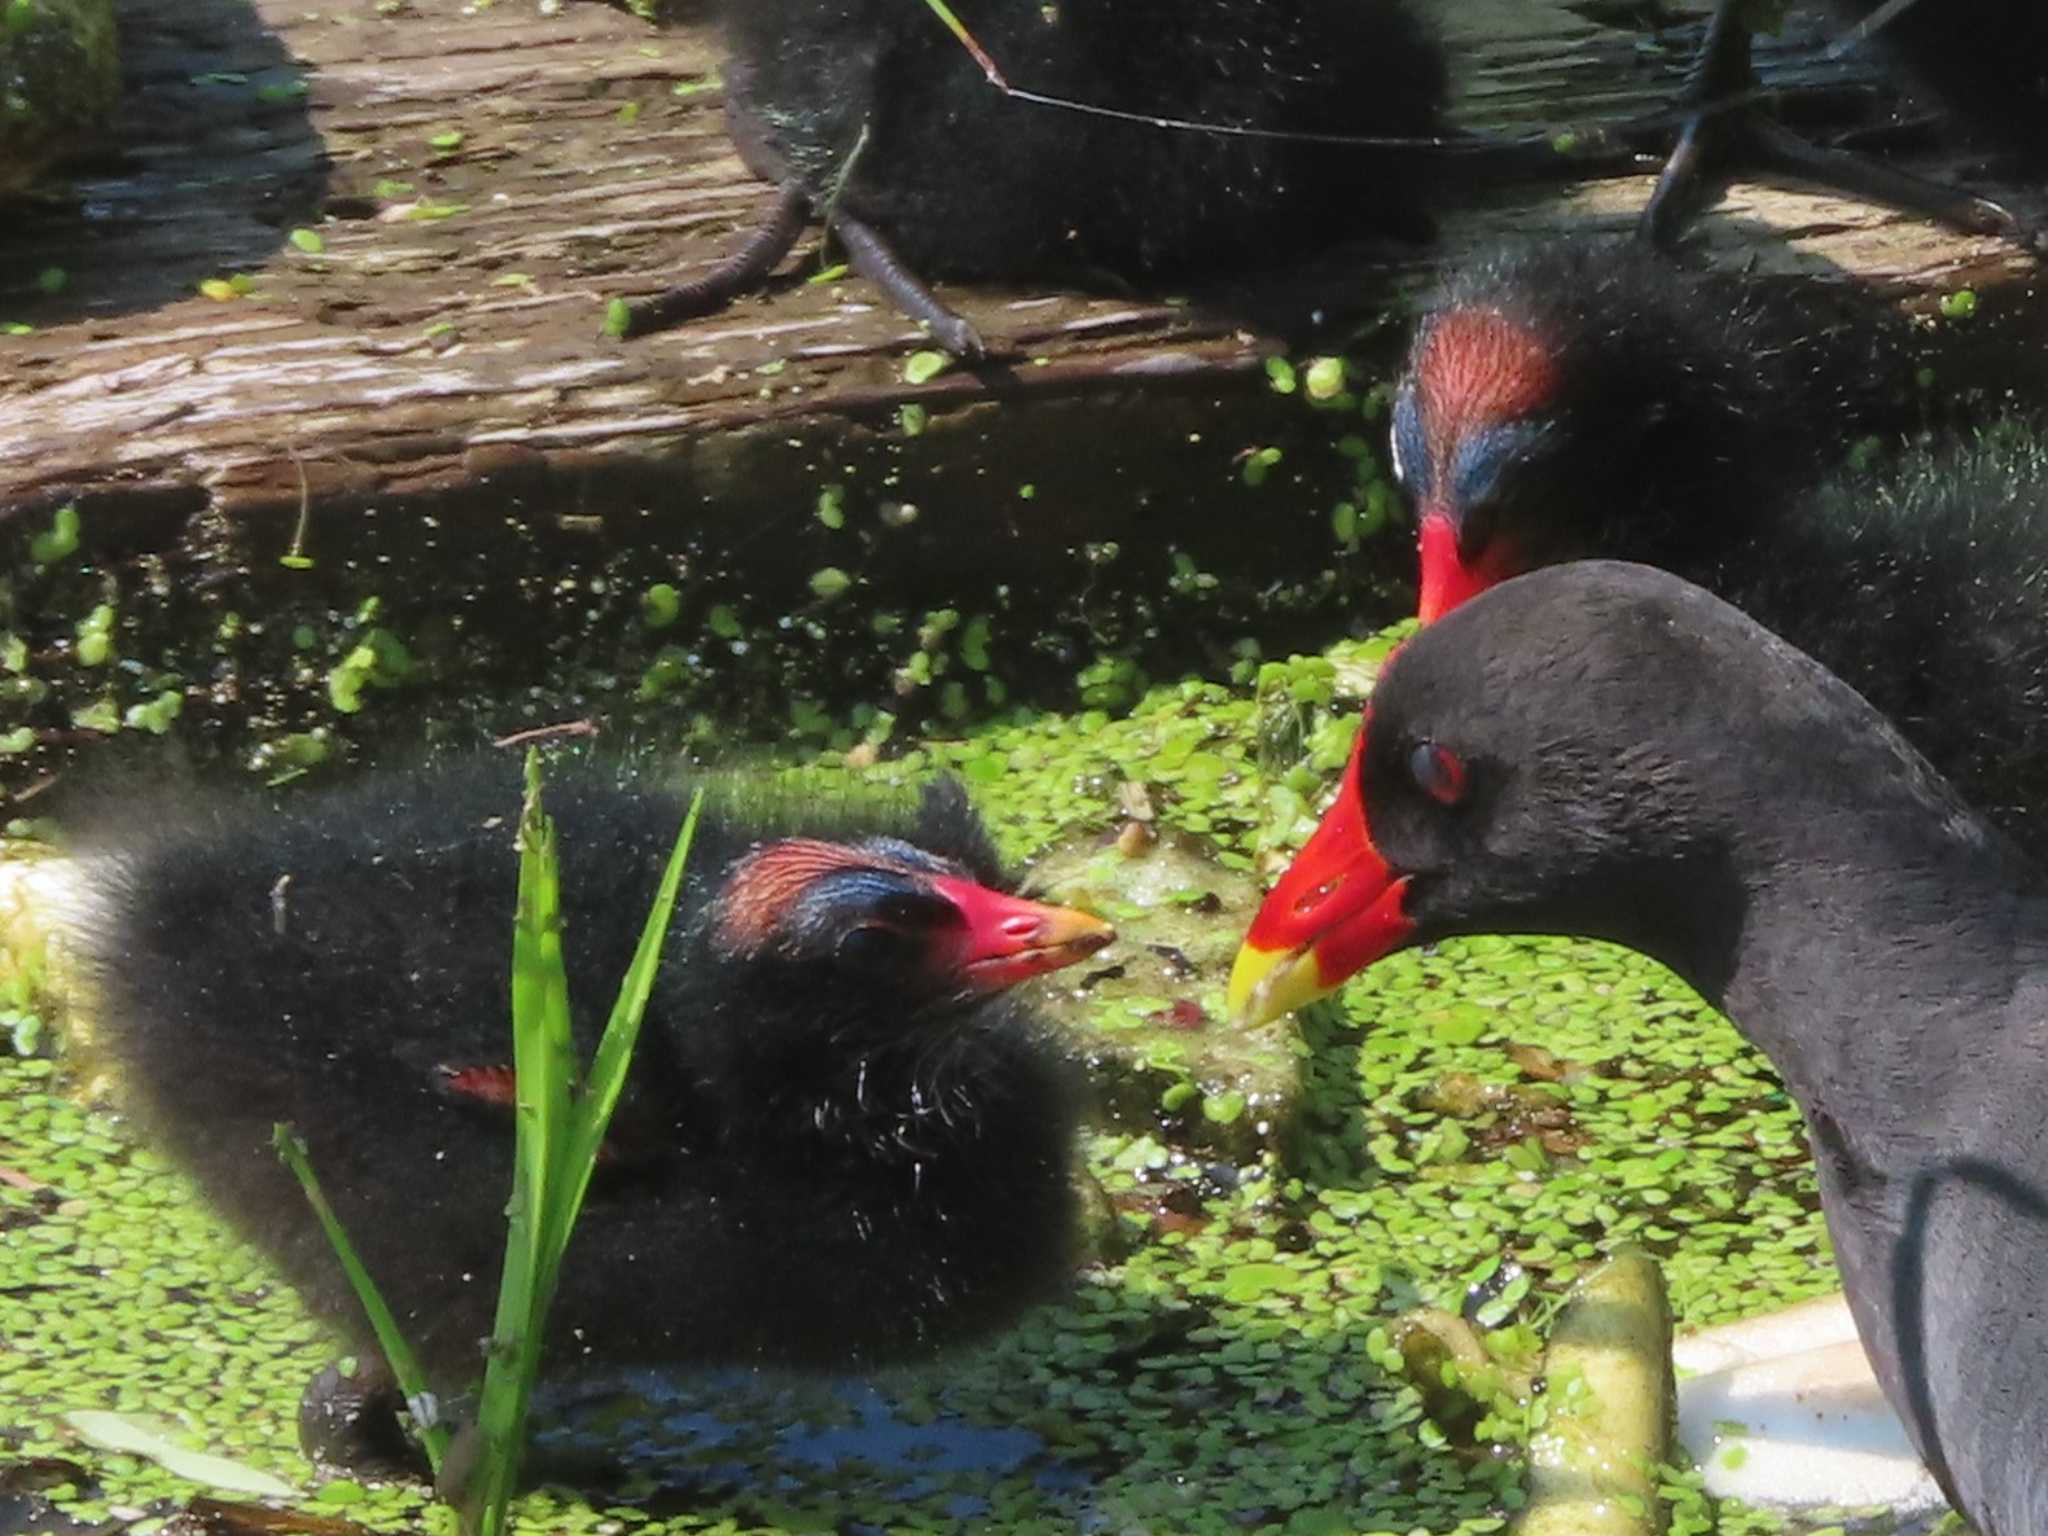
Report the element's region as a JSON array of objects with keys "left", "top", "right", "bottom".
[
  {"left": 289, "top": 227, "right": 325, "bottom": 254},
  {"left": 903, "top": 350, "right": 949, "bottom": 385},
  {"left": 63, "top": 1411, "right": 297, "bottom": 1499},
  {"left": 427, "top": 129, "right": 465, "bottom": 151},
  {"left": 641, "top": 582, "right": 681, "bottom": 629},
  {"left": 1202, "top": 1089, "right": 1248, "bottom": 1125}
]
